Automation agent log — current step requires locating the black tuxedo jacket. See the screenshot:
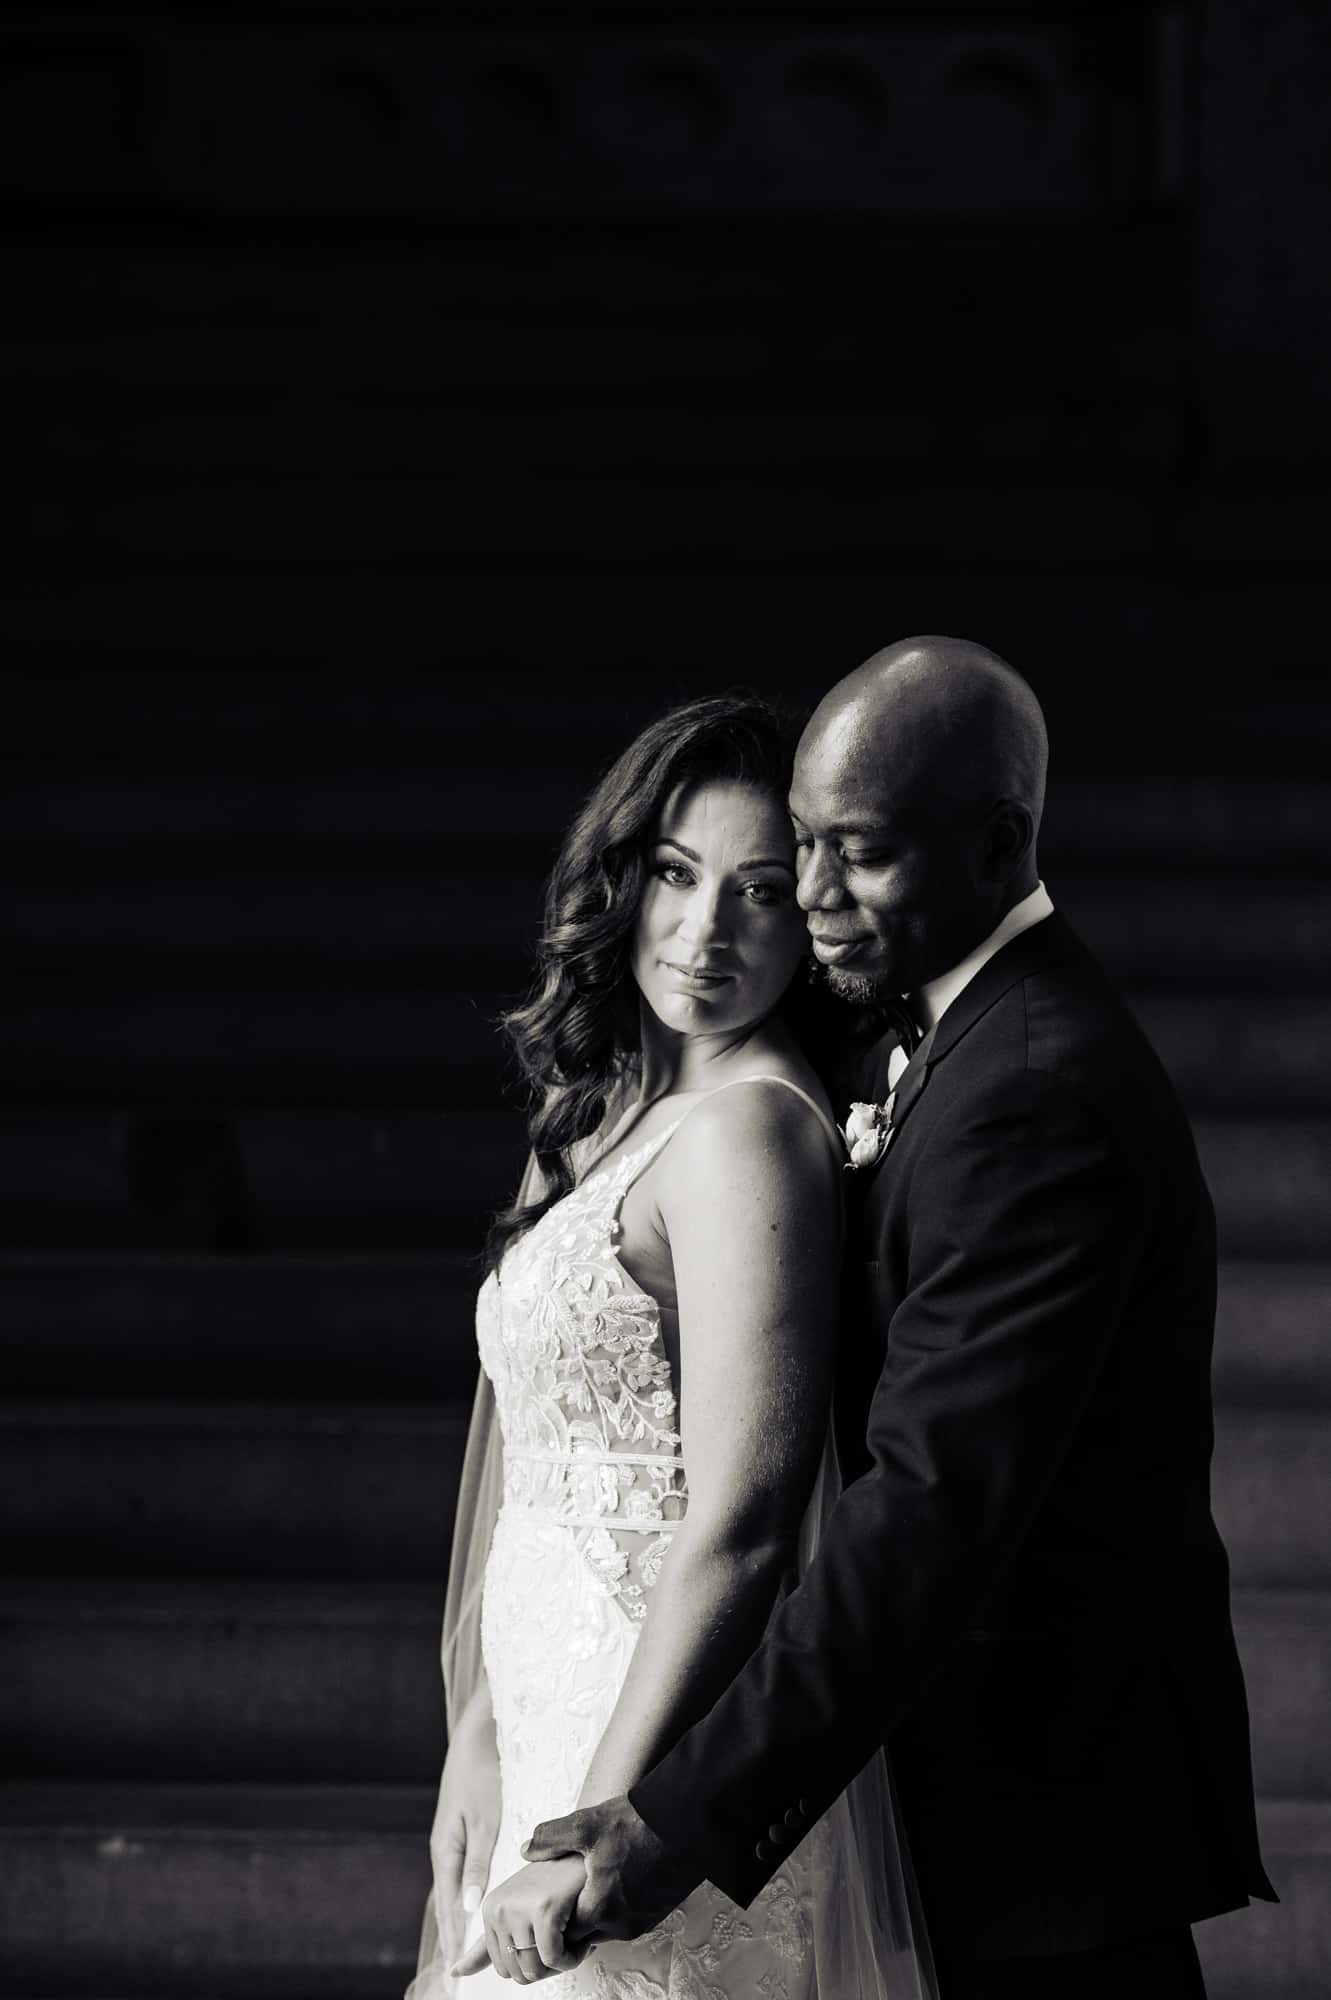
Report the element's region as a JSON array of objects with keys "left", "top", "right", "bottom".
[{"left": 632, "top": 913, "right": 1275, "bottom": 1959}]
